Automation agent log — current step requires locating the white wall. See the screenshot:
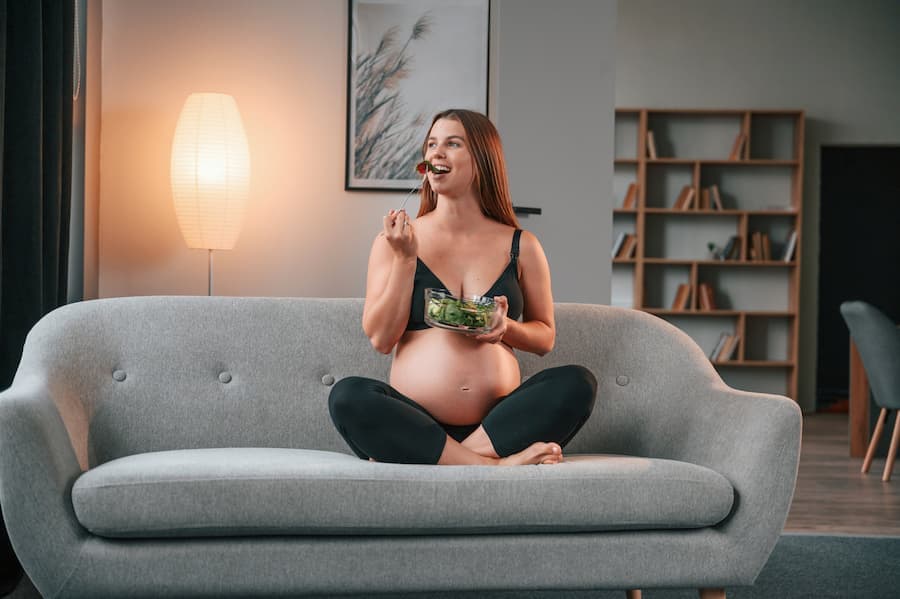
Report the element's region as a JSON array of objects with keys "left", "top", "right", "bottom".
[
  {"left": 616, "top": 0, "right": 900, "bottom": 410},
  {"left": 97, "top": 0, "right": 616, "bottom": 303}
]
